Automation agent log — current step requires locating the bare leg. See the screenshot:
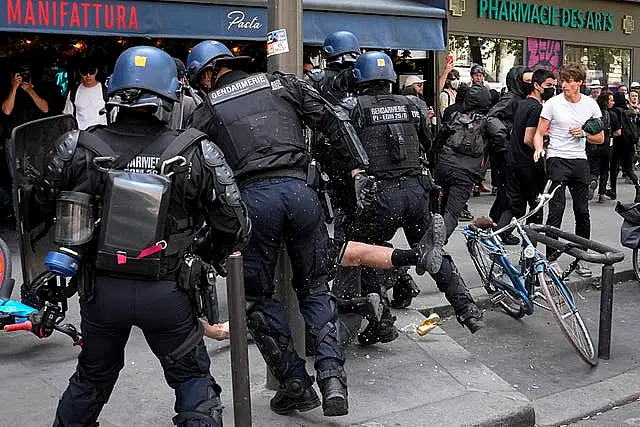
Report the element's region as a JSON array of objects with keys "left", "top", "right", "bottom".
[{"left": 339, "top": 241, "right": 394, "bottom": 268}]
